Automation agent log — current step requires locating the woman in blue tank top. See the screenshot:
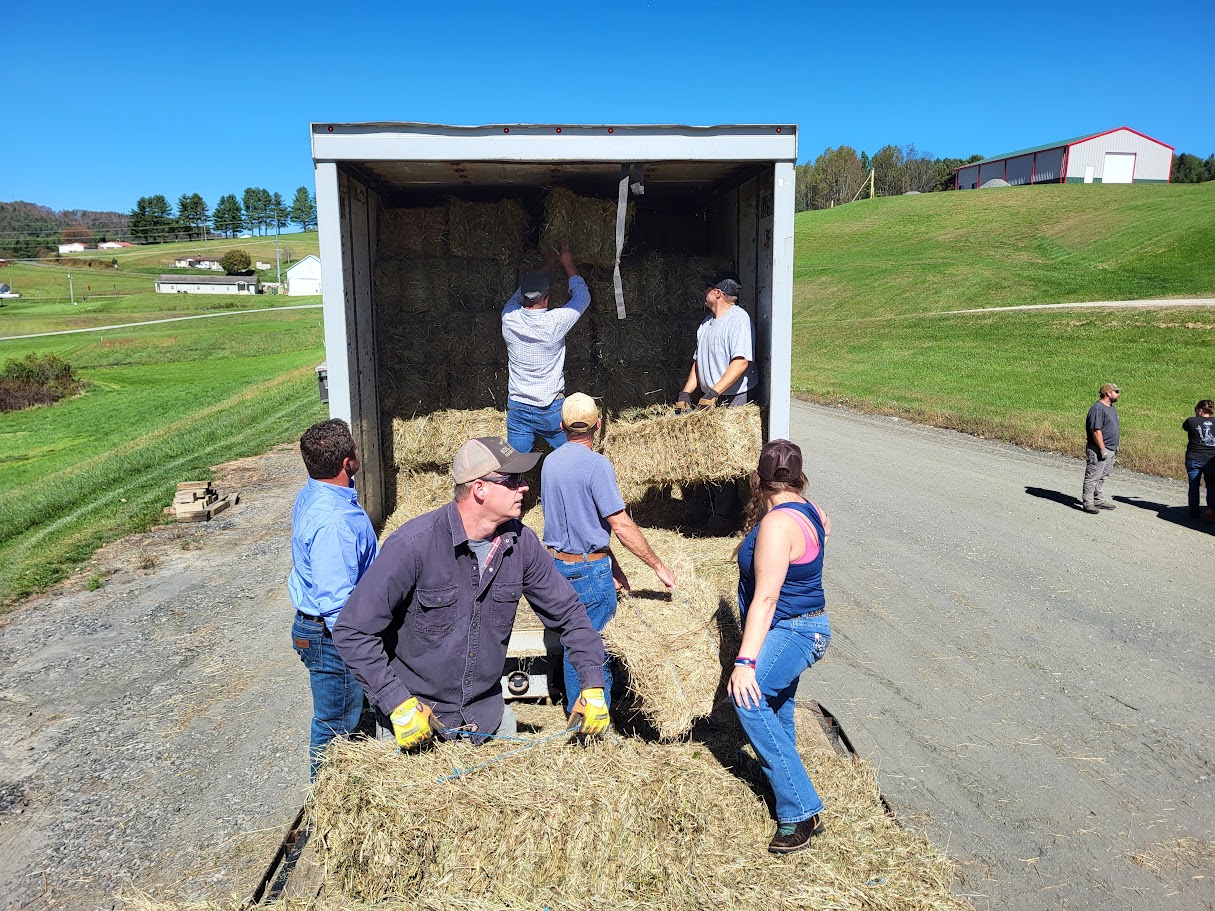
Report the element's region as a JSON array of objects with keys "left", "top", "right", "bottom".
[{"left": 730, "top": 438, "right": 832, "bottom": 854}]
